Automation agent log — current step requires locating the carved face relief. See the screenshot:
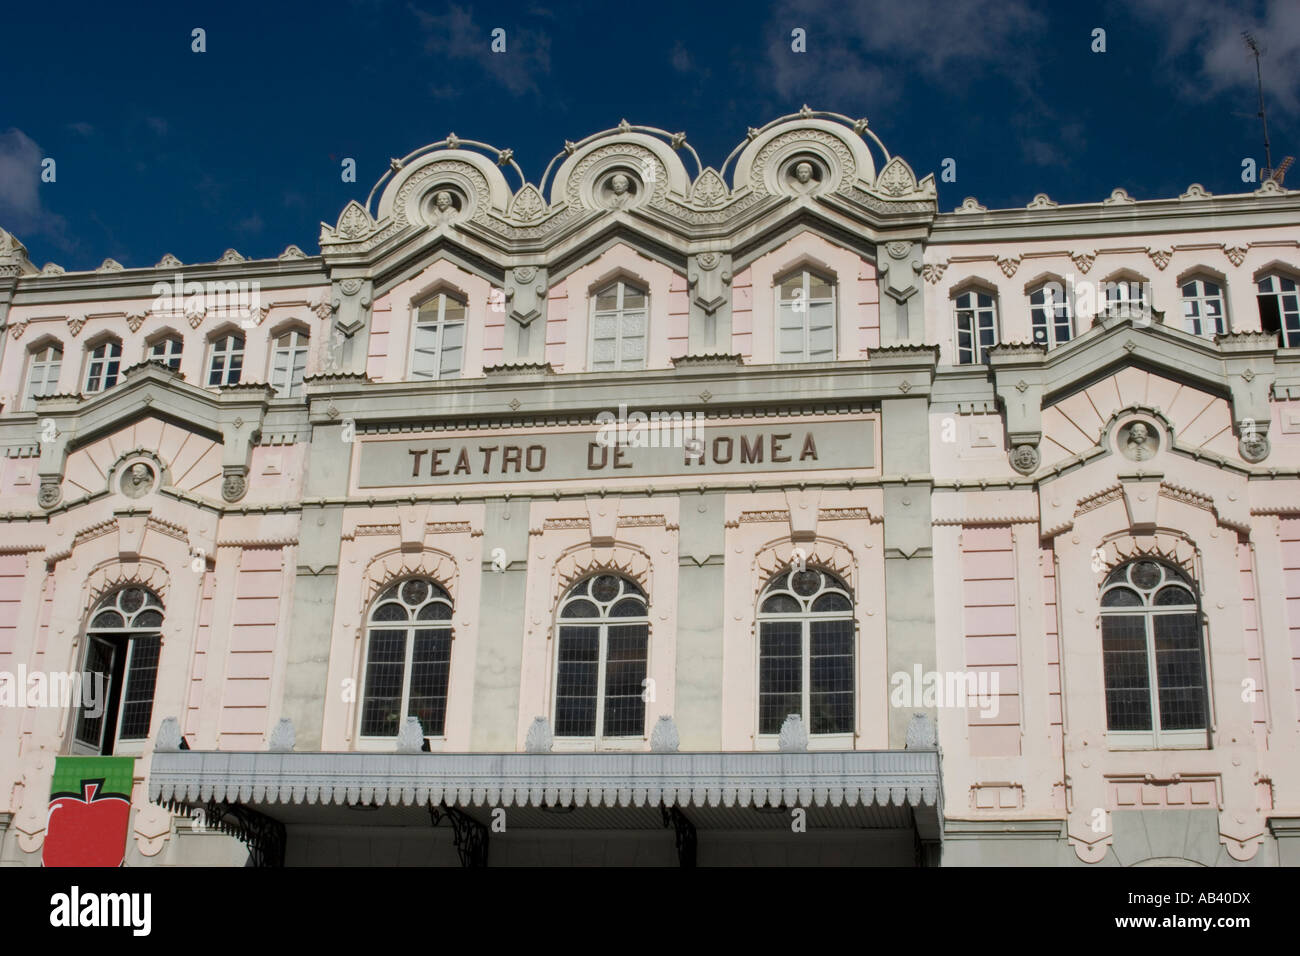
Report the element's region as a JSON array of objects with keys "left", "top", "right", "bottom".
[
  {"left": 1118, "top": 420, "right": 1159, "bottom": 462},
  {"left": 611, "top": 174, "right": 630, "bottom": 195},
  {"left": 434, "top": 191, "right": 453, "bottom": 211},
  {"left": 121, "top": 462, "right": 155, "bottom": 498},
  {"left": 794, "top": 162, "right": 813, "bottom": 184}
]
